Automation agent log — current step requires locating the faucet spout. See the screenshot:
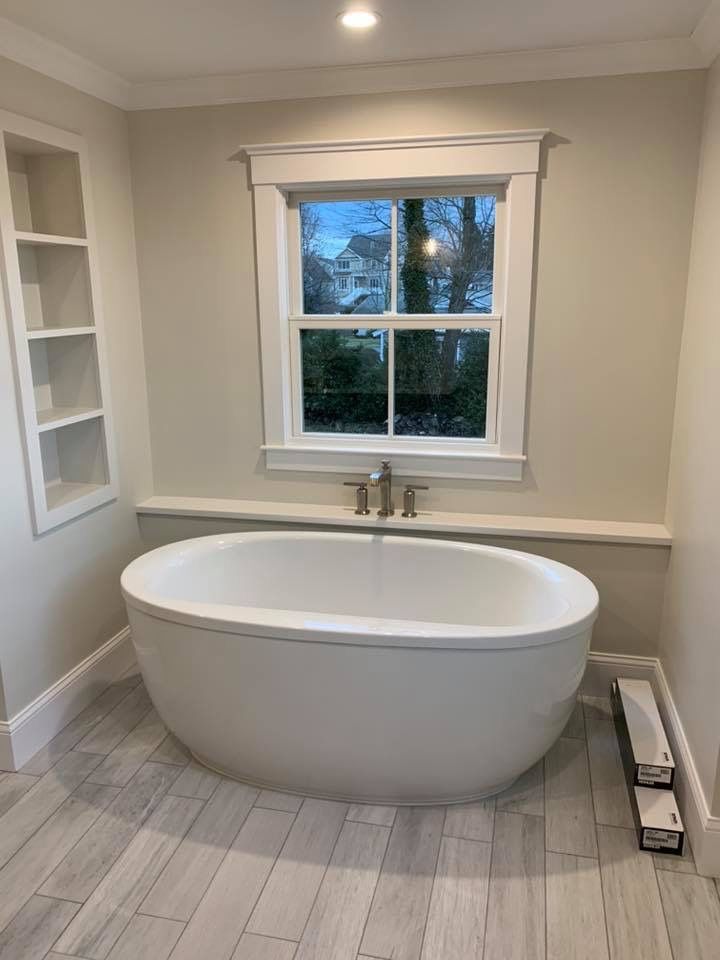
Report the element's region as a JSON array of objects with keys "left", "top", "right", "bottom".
[{"left": 369, "top": 460, "right": 393, "bottom": 517}]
